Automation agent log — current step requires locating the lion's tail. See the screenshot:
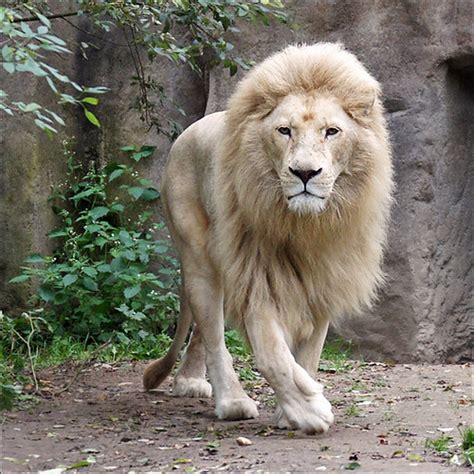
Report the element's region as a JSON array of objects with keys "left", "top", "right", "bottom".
[{"left": 142, "top": 302, "right": 192, "bottom": 391}]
